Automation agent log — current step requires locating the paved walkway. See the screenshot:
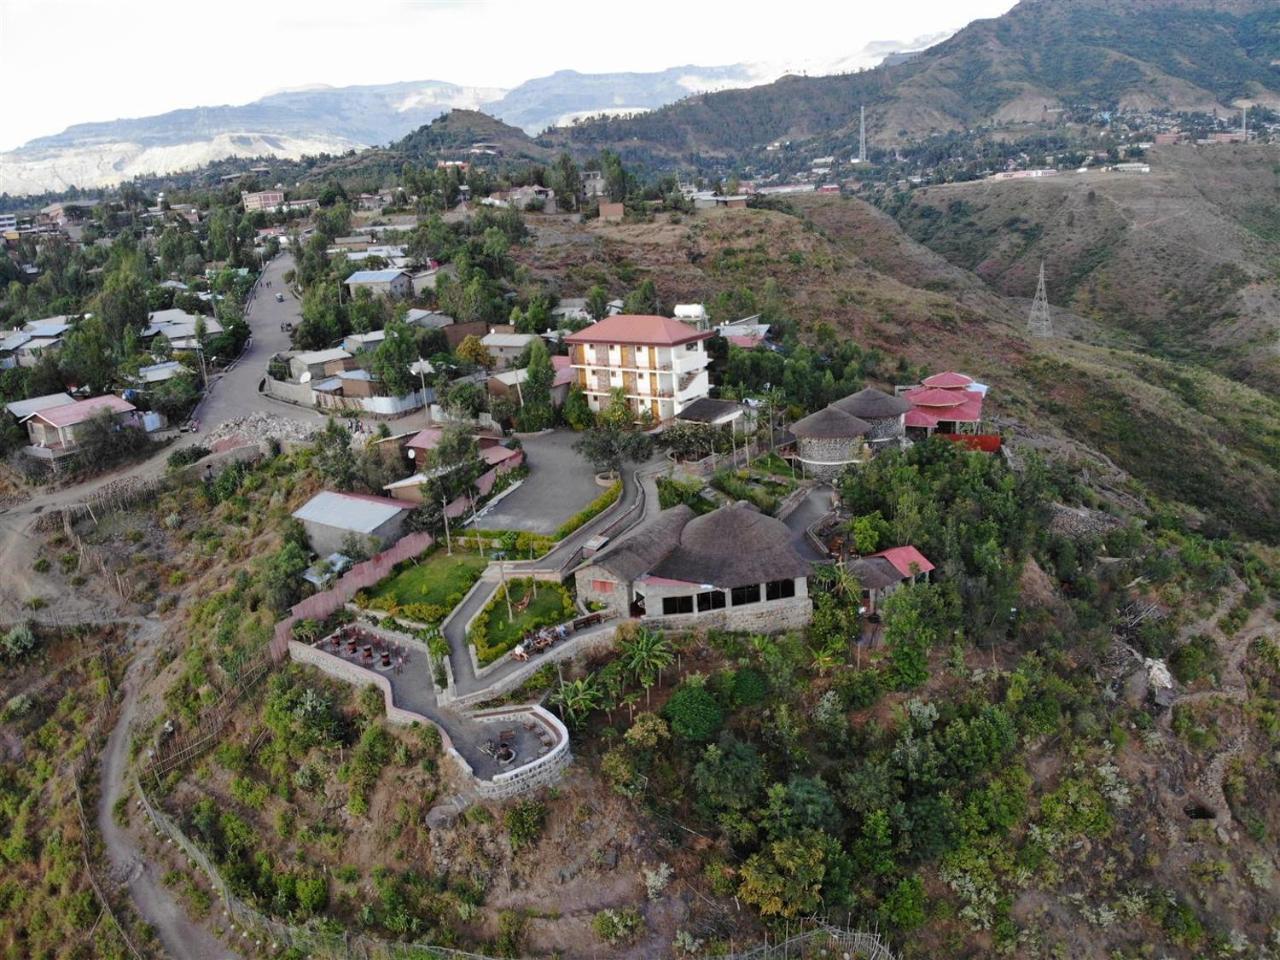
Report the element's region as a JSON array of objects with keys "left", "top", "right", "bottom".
[
  {"left": 442, "top": 456, "right": 665, "bottom": 700},
  {"left": 783, "top": 484, "right": 836, "bottom": 562}
]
